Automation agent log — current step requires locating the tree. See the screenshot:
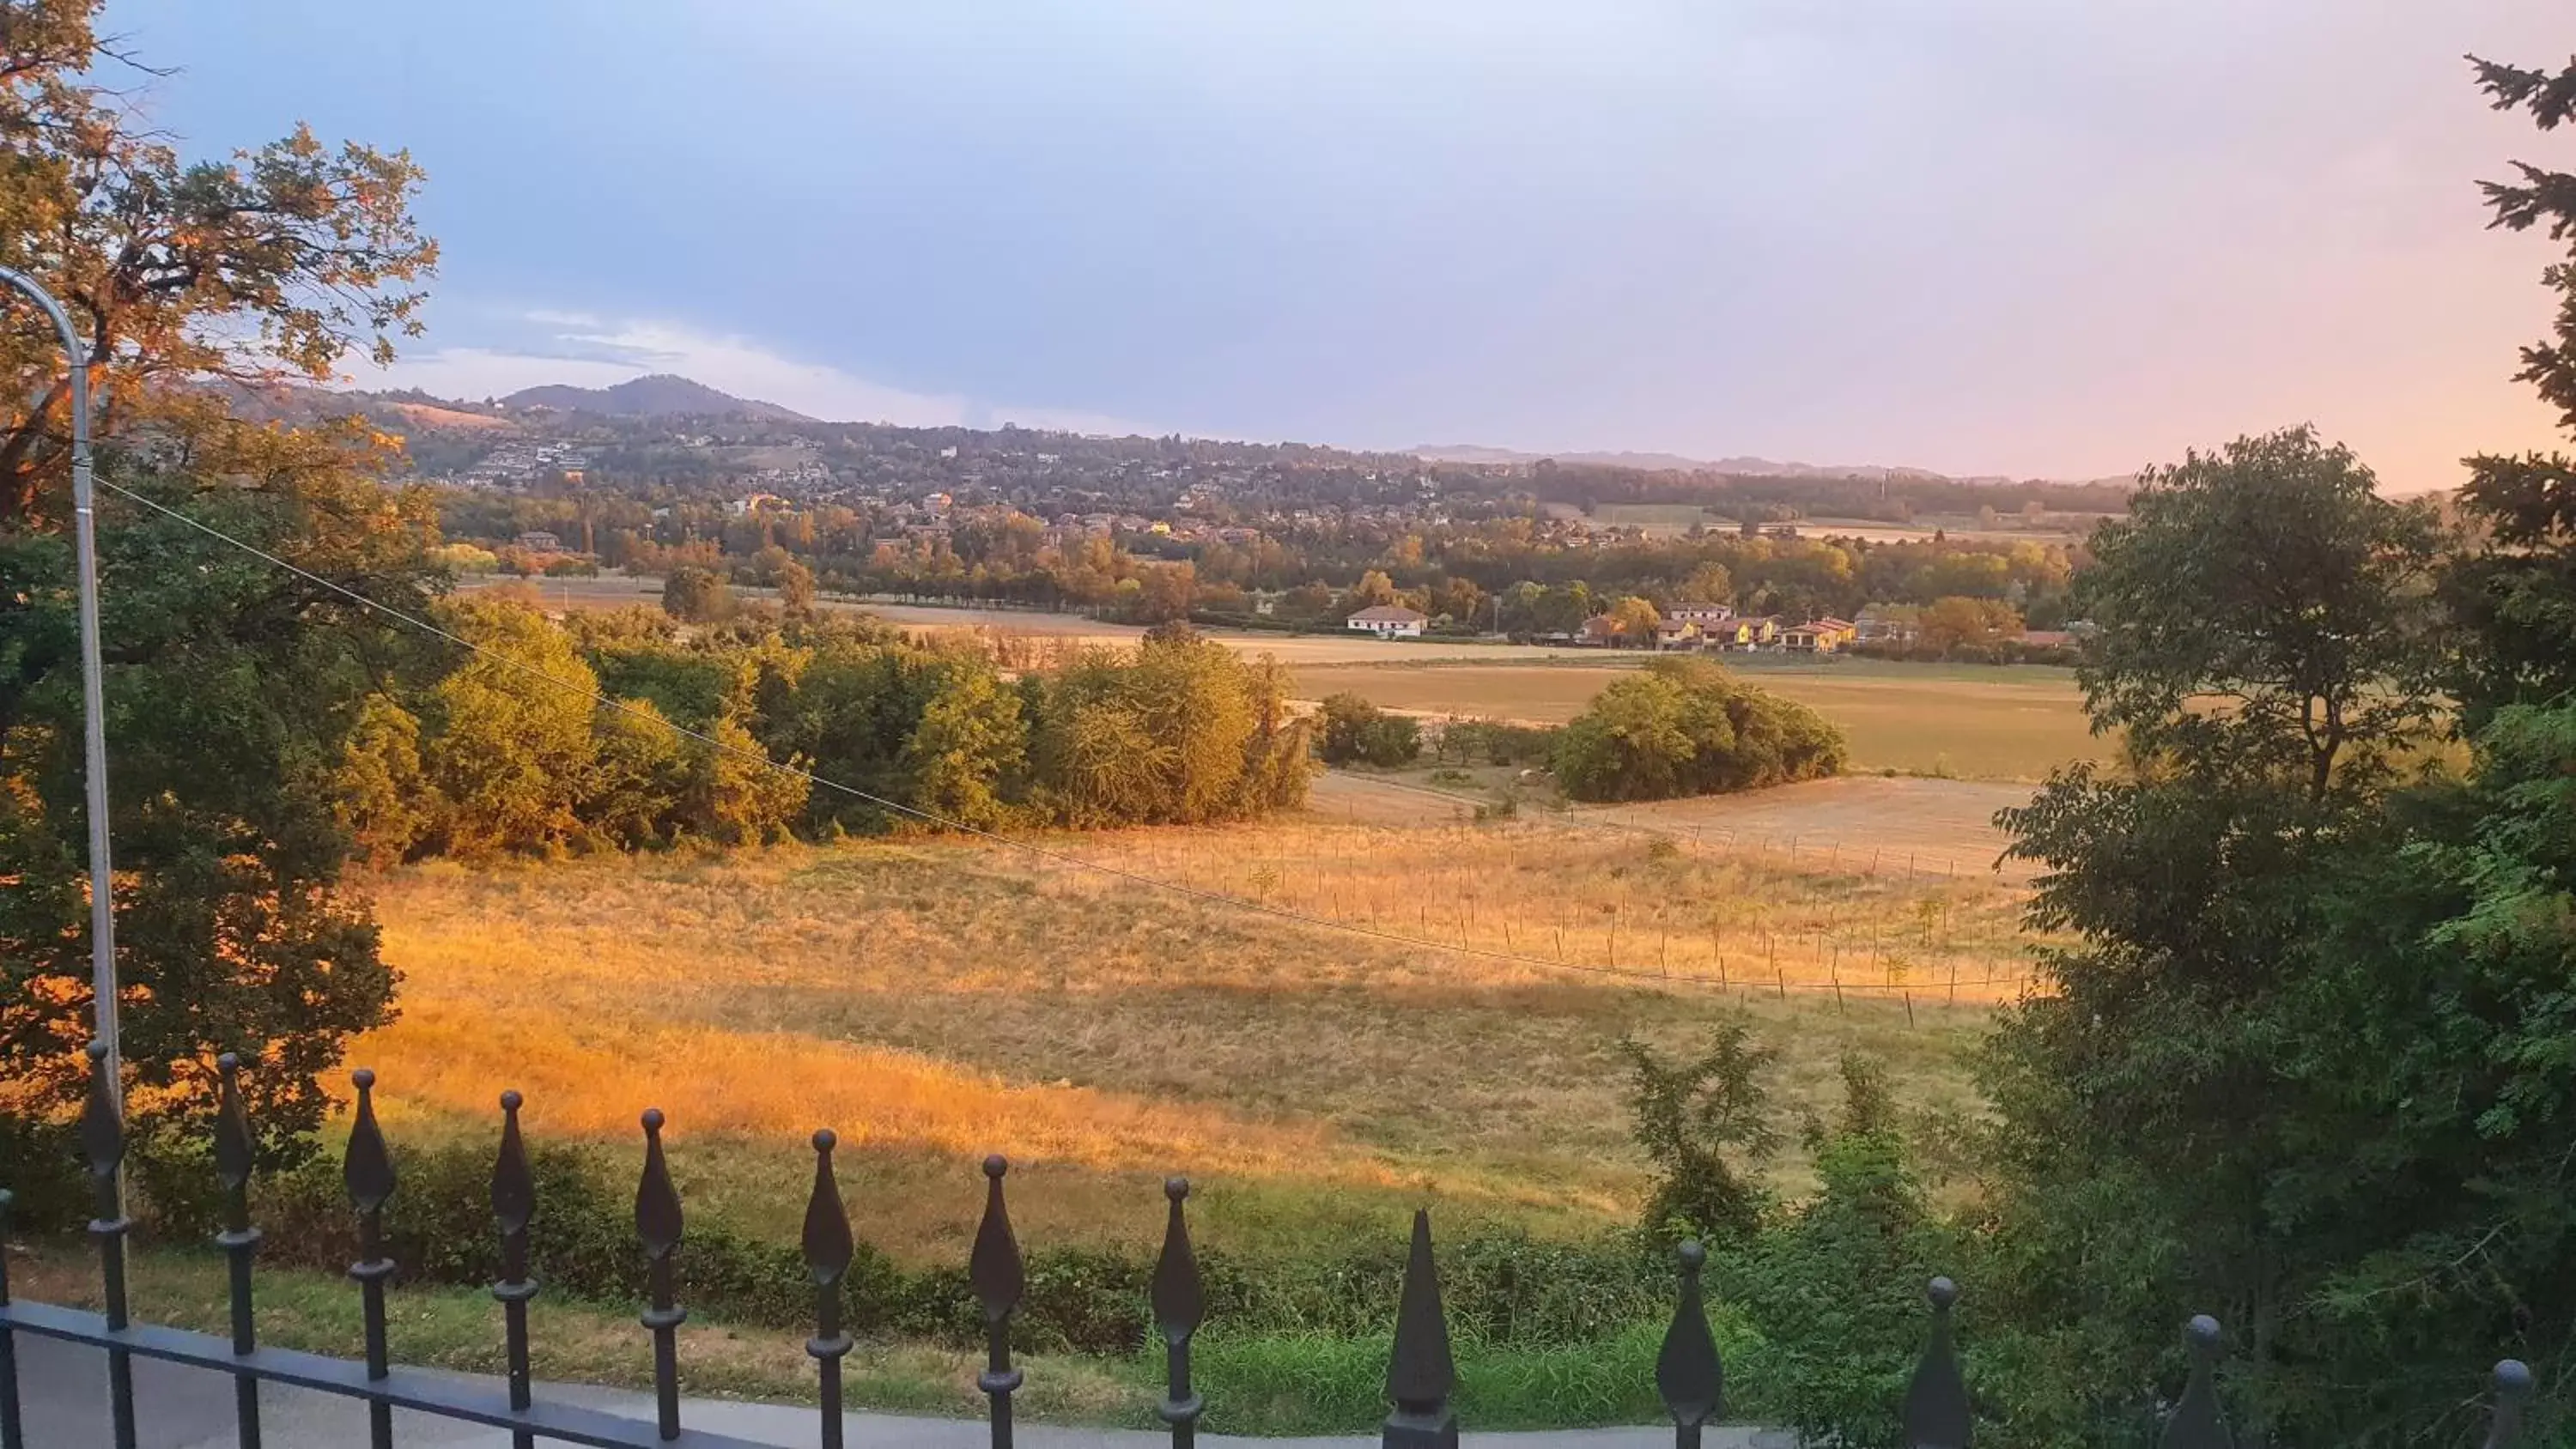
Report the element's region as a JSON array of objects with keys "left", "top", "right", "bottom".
[
  {"left": 1133, "top": 561, "right": 1197, "bottom": 623},
  {"left": 1, "top": 0, "right": 436, "bottom": 524},
  {"left": 1681, "top": 561, "right": 1734, "bottom": 604},
  {"left": 1605, "top": 594, "right": 1662, "bottom": 645},
  {"left": 775, "top": 558, "right": 817, "bottom": 615},
  {"left": 1619, "top": 1016, "right": 1780, "bottom": 1245},
  {"left": 1983, "top": 431, "right": 2463, "bottom": 1440},
  {"left": 662, "top": 566, "right": 730, "bottom": 622},
  {"left": 1346, "top": 569, "right": 1400, "bottom": 612},
  {"left": 2, "top": 450, "right": 433, "bottom": 1213},
  {"left": 1916, "top": 596, "right": 2020, "bottom": 655},
  {"left": 2079, "top": 427, "right": 2444, "bottom": 800},
  {"left": 899, "top": 663, "right": 1026, "bottom": 830},
  {"left": 675, "top": 711, "right": 808, "bottom": 846},
  {"left": 334, "top": 694, "right": 432, "bottom": 867},
  {"left": 581, "top": 697, "right": 689, "bottom": 848},
  {"left": 416, "top": 600, "right": 600, "bottom": 857}
]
